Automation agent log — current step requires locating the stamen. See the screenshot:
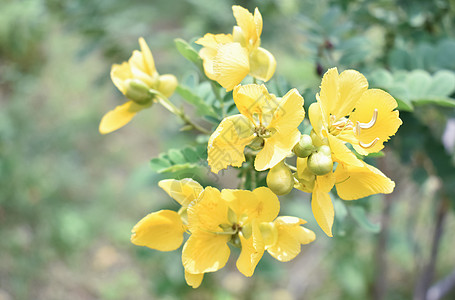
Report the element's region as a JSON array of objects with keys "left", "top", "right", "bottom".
[
  {"left": 359, "top": 138, "right": 380, "bottom": 149},
  {"left": 356, "top": 109, "right": 378, "bottom": 136}
]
